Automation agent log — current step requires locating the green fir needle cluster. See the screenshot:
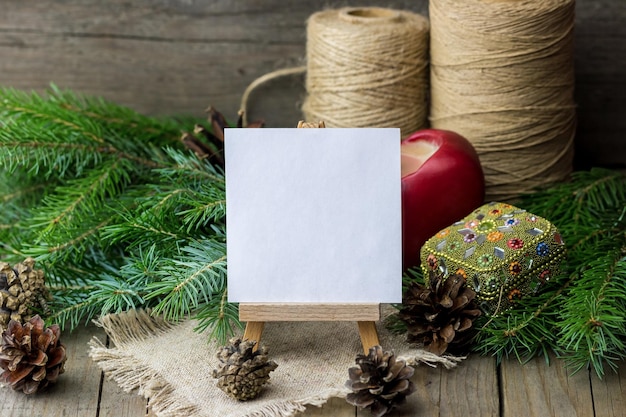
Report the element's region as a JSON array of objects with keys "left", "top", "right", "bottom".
[
  {"left": 401, "top": 168, "right": 626, "bottom": 378},
  {"left": 0, "top": 86, "right": 239, "bottom": 342}
]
